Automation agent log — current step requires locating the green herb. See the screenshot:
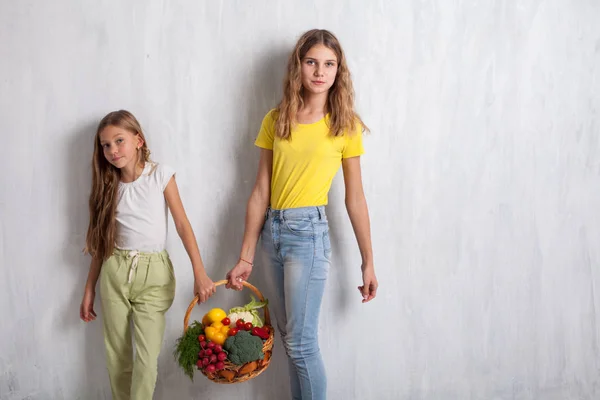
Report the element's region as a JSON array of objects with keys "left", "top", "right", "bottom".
[{"left": 173, "top": 321, "right": 204, "bottom": 380}]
